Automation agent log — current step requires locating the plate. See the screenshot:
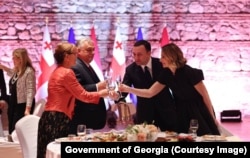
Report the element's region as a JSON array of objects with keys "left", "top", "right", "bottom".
[
  {"left": 201, "top": 135, "right": 226, "bottom": 142},
  {"left": 55, "top": 137, "right": 83, "bottom": 143},
  {"left": 165, "top": 131, "right": 178, "bottom": 137}
]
